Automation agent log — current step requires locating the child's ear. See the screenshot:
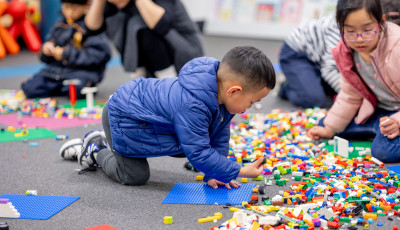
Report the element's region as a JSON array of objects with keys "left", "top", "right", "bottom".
[{"left": 226, "top": 86, "right": 243, "bottom": 97}]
